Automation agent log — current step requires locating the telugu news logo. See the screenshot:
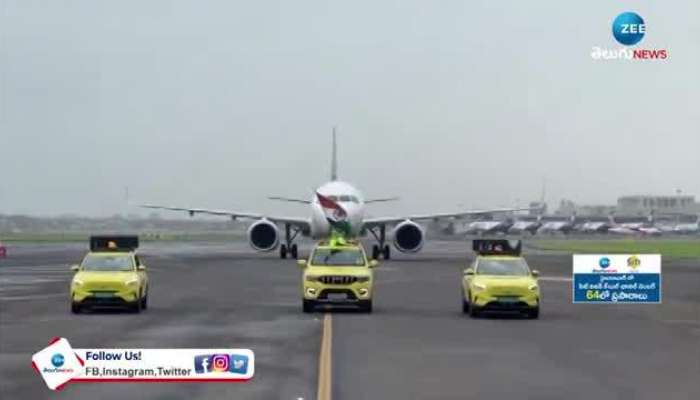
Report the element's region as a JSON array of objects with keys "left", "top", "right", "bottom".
[
  {"left": 591, "top": 11, "right": 668, "bottom": 61},
  {"left": 194, "top": 354, "right": 249, "bottom": 375},
  {"left": 51, "top": 354, "right": 65, "bottom": 367},
  {"left": 42, "top": 352, "right": 74, "bottom": 374},
  {"left": 593, "top": 256, "right": 617, "bottom": 273}
]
